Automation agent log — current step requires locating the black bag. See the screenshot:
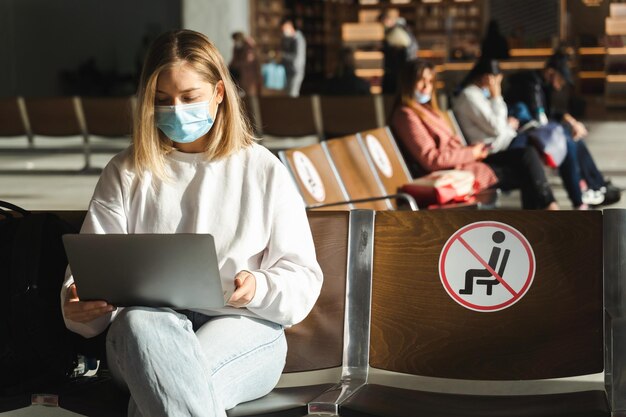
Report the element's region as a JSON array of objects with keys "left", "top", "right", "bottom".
[{"left": 0, "top": 201, "right": 79, "bottom": 395}]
